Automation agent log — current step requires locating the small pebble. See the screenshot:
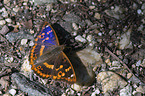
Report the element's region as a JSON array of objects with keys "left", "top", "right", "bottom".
[
  {"left": 23, "top": 2, "right": 27, "bottom": 5},
  {"left": 4, "top": 0, "right": 10, "bottom": 4},
  {"left": 30, "top": 29, "right": 34, "bottom": 34},
  {"left": 86, "top": 35, "right": 93, "bottom": 42},
  {"left": 0, "top": 20, "right": 6, "bottom": 25},
  {"left": 127, "top": 73, "right": 132, "bottom": 79},
  {"left": 91, "top": 88, "right": 100, "bottom": 96},
  {"left": 137, "top": 9, "right": 142, "bottom": 14},
  {"left": 98, "top": 32, "right": 102, "bottom": 36},
  {"left": 119, "top": 29, "right": 131, "bottom": 49},
  {"left": 1, "top": 7, "right": 6, "bottom": 12},
  {"left": 105, "top": 59, "right": 111, "bottom": 64},
  {"left": 2, "top": 11, "right": 8, "bottom": 17},
  {"left": 71, "top": 83, "right": 82, "bottom": 91},
  {"left": 29, "top": 41, "right": 34, "bottom": 46},
  {"left": 72, "top": 31, "right": 77, "bottom": 36},
  {"left": 13, "top": 7, "right": 20, "bottom": 12},
  {"left": 94, "top": 13, "right": 101, "bottom": 19},
  {"left": 89, "top": 6, "right": 95, "bottom": 9},
  {"left": 21, "top": 55, "right": 31, "bottom": 73},
  {"left": 5, "top": 18, "right": 12, "bottom": 23},
  {"left": 7, "top": 57, "right": 14, "bottom": 63},
  {"left": 72, "top": 23, "right": 79, "bottom": 30},
  {"left": 136, "top": 60, "right": 141, "bottom": 66},
  {"left": 75, "top": 35, "right": 86, "bottom": 43},
  {"left": 9, "top": 89, "right": 16, "bottom": 96},
  {"left": 21, "top": 39, "right": 28, "bottom": 45}
]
